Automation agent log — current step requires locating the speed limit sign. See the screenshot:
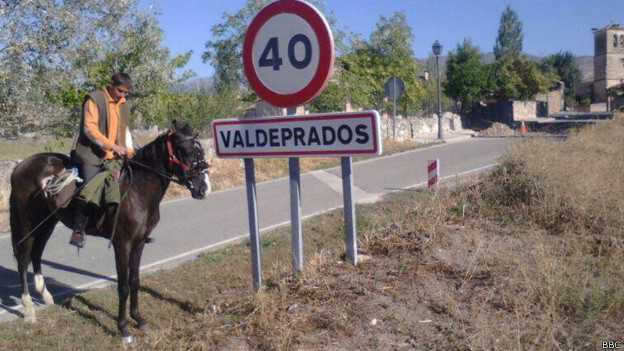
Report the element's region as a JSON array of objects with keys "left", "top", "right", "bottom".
[{"left": 242, "top": 0, "right": 334, "bottom": 107}]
